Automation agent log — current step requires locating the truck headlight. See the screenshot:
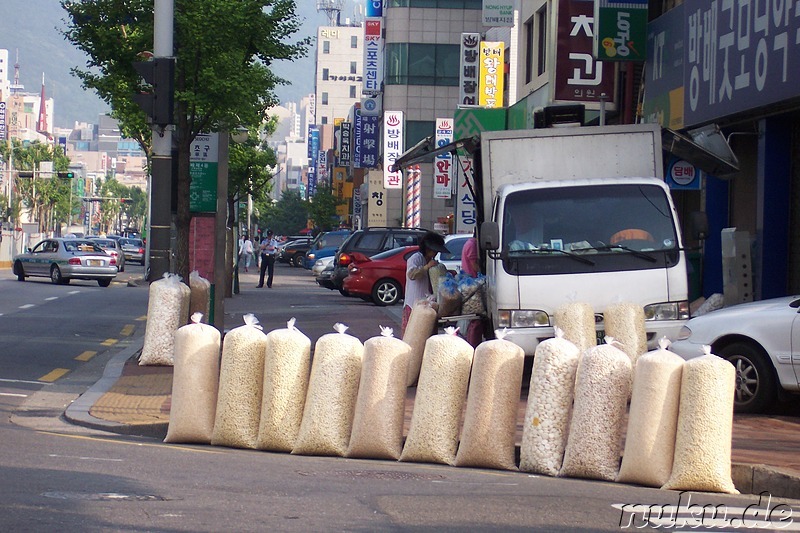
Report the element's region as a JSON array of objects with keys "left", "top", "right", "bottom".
[
  {"left": 644, "top": 301, "right": 690, "bottom": 321},
  {"left": 498, "top": 310, "right": 550, "bottom": 328}
]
